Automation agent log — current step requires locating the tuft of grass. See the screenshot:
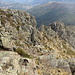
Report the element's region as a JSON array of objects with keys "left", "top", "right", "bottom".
[
  {"left": 0, "top": 9, "right": 4, "bottom": 12},
  {"left": 6, "top": 13, "right": 13, "bottom": 17},
  {"left": 36, "top": 57, "right": 40, "bottom": 61},
  {"left": 15, "top": 47, "right": 32, "bottom": 58},
  {"left": 16, "top": 26, "right": 19, "bottom": 31},
  {"left": 67, "top": 49, "right": 75, "bottom": 56},
  {"left": 37, "top": 69, "right": 42, "bottom": 74},
  {"left": 1, "top": 17, "right": 6, "bottom": 25},
  {"left": 63, "top": 43, "right": 75, "bottom": 56}
]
